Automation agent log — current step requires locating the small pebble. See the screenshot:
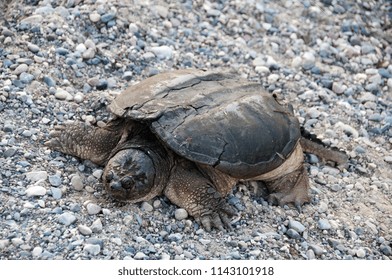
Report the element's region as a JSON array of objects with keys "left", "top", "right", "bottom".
[
  {"left": 25, "top": 171, "right": 48, "bottom": 182},
  {"left": 288, "top": 220, "right": 306, "bottom": 233},
  {"left": 141, "top": 202, "right": 153, "bottom": 212},
  {"left": 318, "top": 219, "right": 331, "bottom": 230},
  {"left": 51, "top": 187, "right": 62, "bottom": 199},
  {"left": 83, "top": 244, "right": 100, "bottom": 255},
  {"left": 58, "top": 212, "right": 77, "bottom": 226},
  {"left": 86, "top": 203, "right": 101, "bottom": 215},
  {"left": 174, "top": 208, "right": 188, "bottom": 220},
  {"left": 91, "top": 218, "right": 103, "bottom": 233},
  {"left": 71, "top": 175, "right": 84, "bottom": 191},
  {"left": 134, "top": 252, "right": 147, "bottom": 260},
  {"left": 13, "top": 64, "right": 29, "bottom": 75},
  {"left": 27, "top": 43, "right": 40, "bottom": 53},
  {"left": 26, "top": 185, "right": 46, "bottom": 197},
  {"left": 356, "top": 248, "right": 366, "bottom": 258},
  {"left": 49, "top": 175, "right": 62, "bottom": 187},
  {"left": 151, "top": 46, "right": 173, "bottom": 59},
  {"left": 78, "top": 225, "right": 93, "bottom": 236}
]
